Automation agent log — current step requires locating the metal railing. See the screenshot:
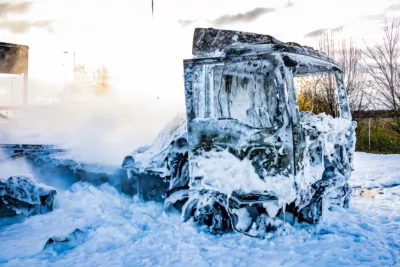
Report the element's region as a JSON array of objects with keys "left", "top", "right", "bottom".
[{"left": 0, "top": 144, "right": 65, "bottom": 161}]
